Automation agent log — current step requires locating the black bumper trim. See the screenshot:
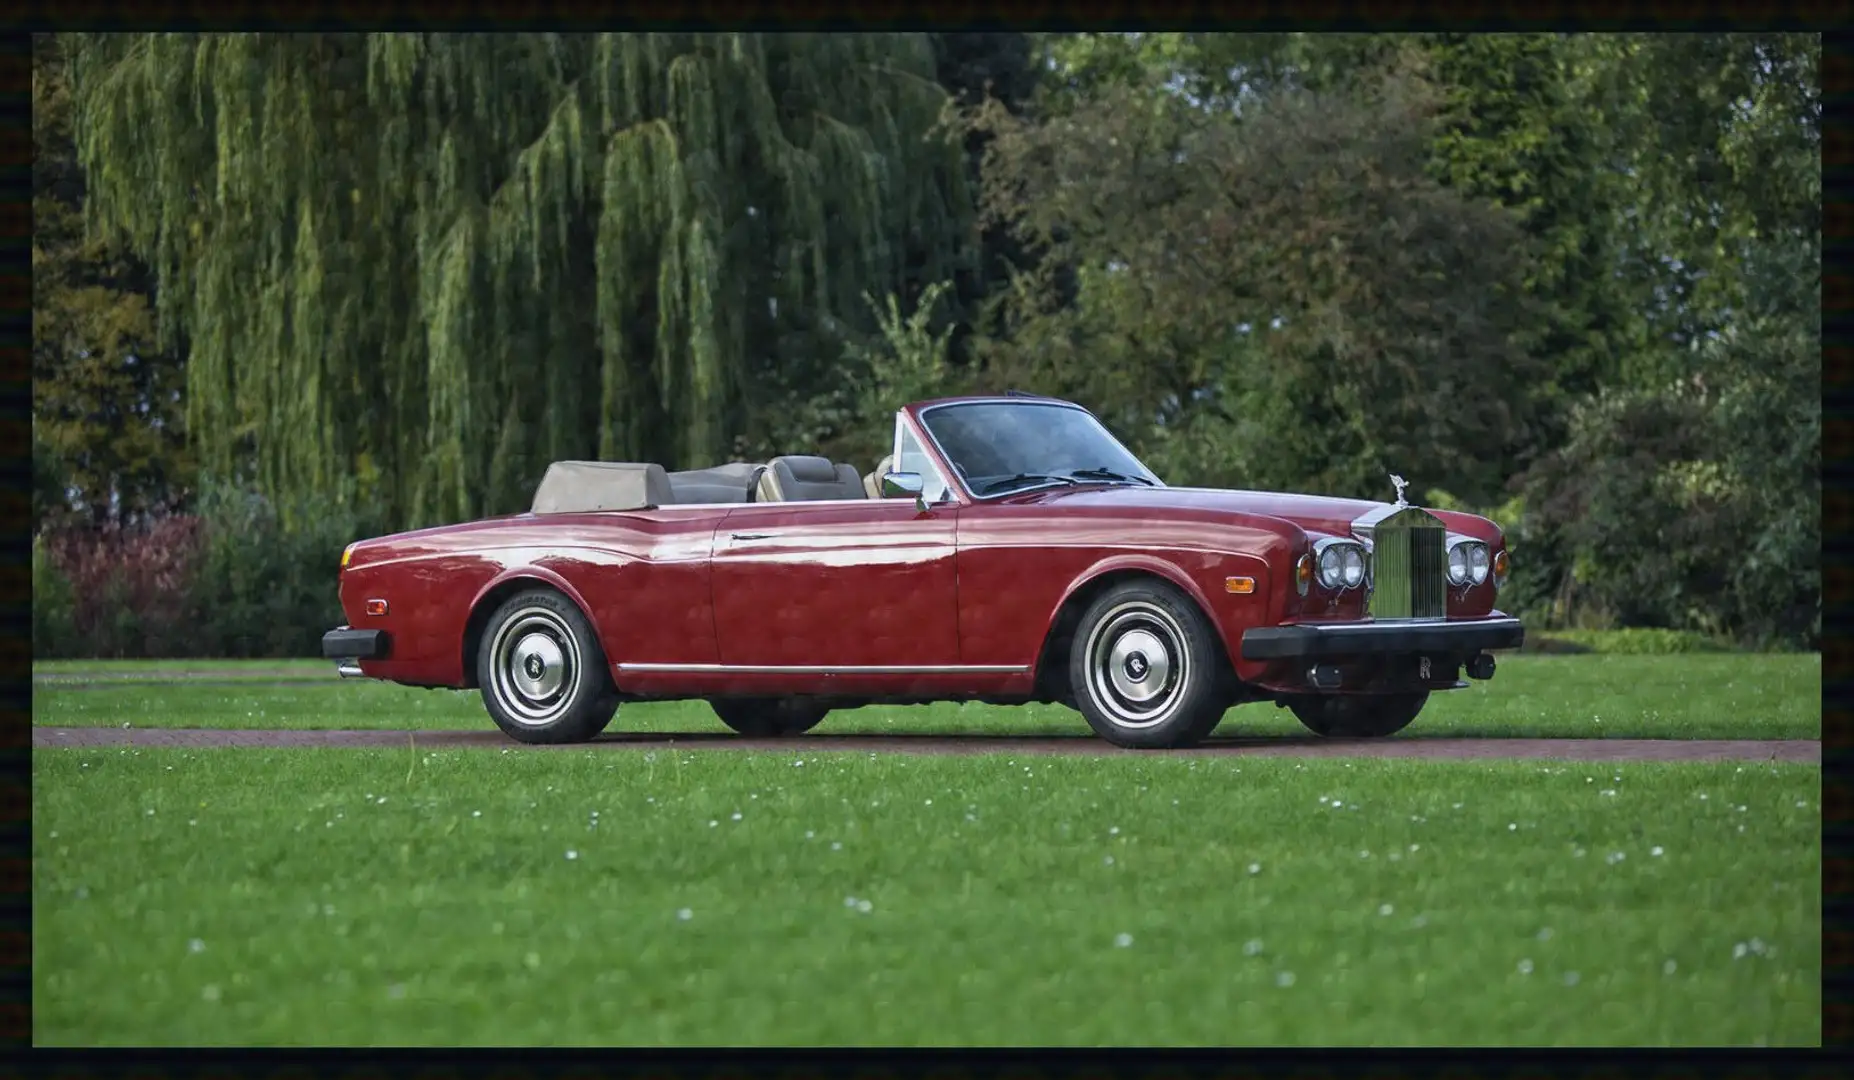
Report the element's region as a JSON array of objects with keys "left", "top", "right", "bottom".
[
  {"left": 1241, "top": 617, "right": 1524, "bottom": 661},
  {"left": 322, "top": 627, "right": 389, "bottom": 661}
]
